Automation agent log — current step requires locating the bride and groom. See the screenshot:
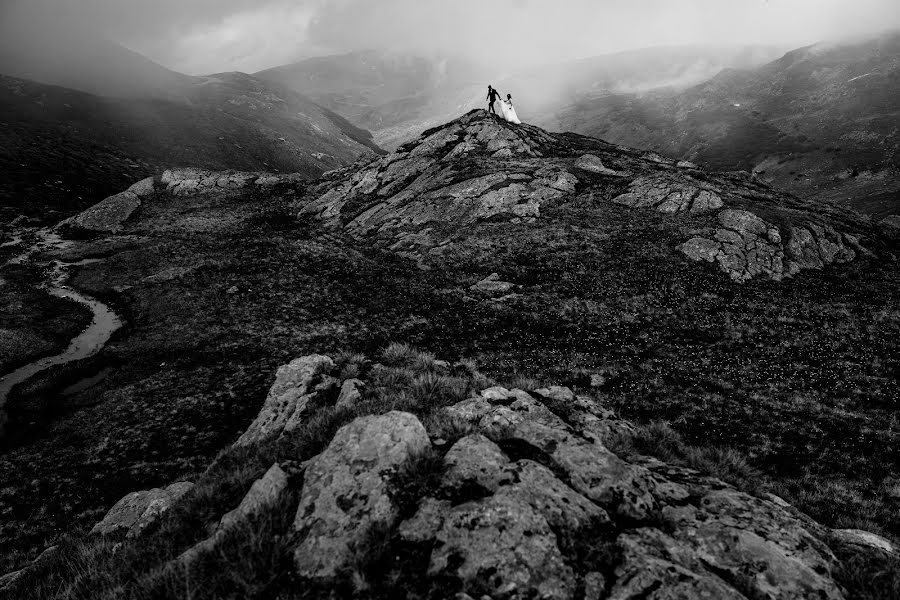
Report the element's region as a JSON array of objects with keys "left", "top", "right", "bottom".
[{"left": 487, "top": 85, "right": 521, "bottom": 124}]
